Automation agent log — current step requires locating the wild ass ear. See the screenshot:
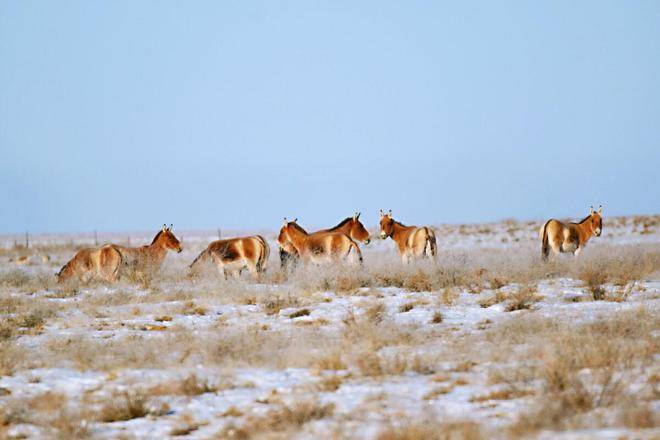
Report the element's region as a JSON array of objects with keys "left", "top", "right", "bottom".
[
  {"left": 293, "top": 218, "right": 297, "bottom": 223},
  {"left": 162, "top": 224, "right": 167, "bottom": 232},
  {"left": 283, "top": 217, "right": 288, "bottom": 226},
  {"left": 590, "top": 206, "right": 594, "bottom": 215},
  {"left": 353, "top": 212, "right": 358, "bottom": 220},
  {"left": 169, "top": 224, "right": 173, "bottom": 231},
  {"left": 357, "top": 212, "right": 361, "bottom": 219},
  {"left": 387, "top": 210, "right": 392, "bottom": 218},
  {"left": 598, "top": 205, "right": 602, "bottom": 214},
  {"left": 379, "top": 209, "right": 384, "bottom": 217}
]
